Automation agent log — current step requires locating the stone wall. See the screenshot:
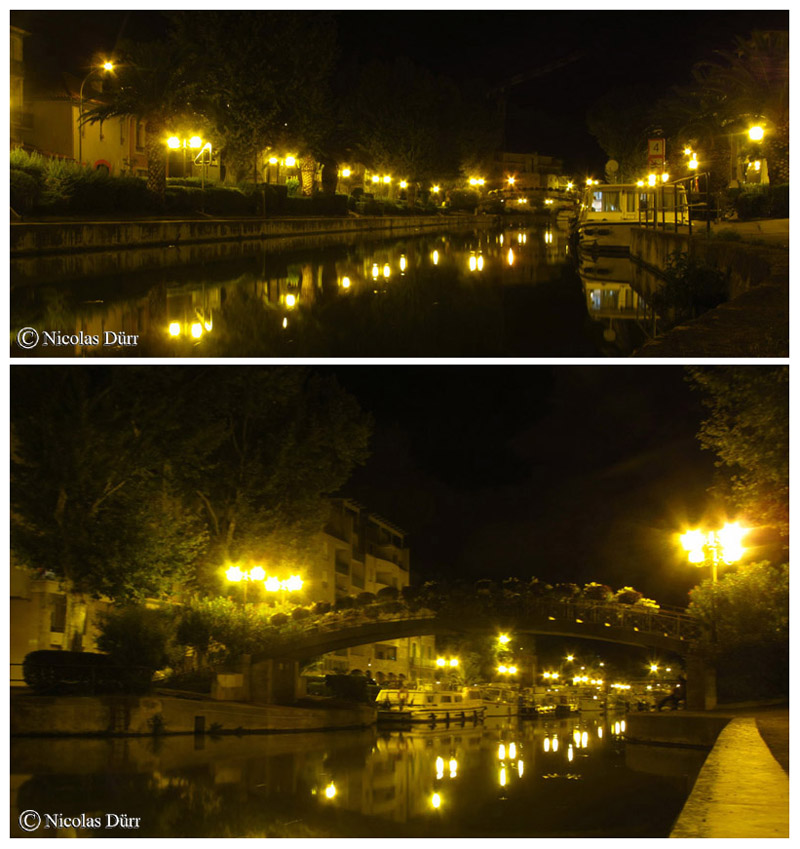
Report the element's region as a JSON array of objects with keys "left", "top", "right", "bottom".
[{"left": 10, "top": 215, "right": 465, "bottom": 256}]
